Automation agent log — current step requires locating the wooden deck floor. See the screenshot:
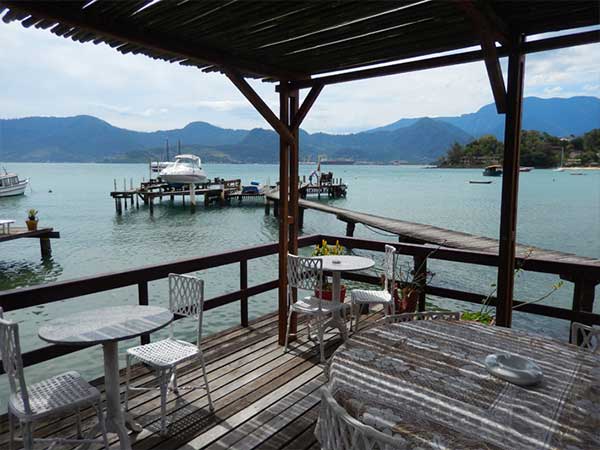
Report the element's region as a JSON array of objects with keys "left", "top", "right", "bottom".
[{"left": 0, "top": 311, "right": 377, "bottom": 450}]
